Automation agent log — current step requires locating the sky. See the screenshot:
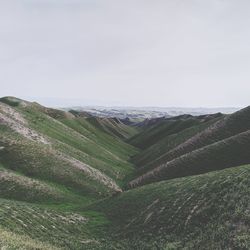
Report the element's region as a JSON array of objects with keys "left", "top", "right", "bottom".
[{"left": 0, "top": 0, "right": 250, "bottom": 107}]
